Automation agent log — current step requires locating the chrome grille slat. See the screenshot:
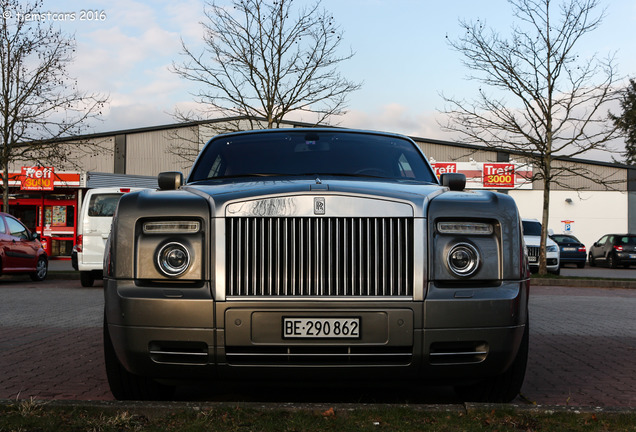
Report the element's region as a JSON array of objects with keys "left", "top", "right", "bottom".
[{"left": 226, "top": 217, "right": 413, "bottom": 297}]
